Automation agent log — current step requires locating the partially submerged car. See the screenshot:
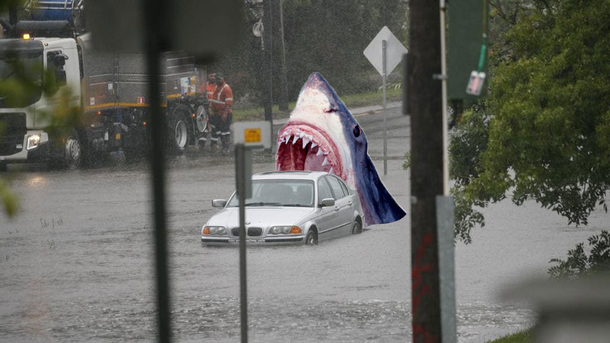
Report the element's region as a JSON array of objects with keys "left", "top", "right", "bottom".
[{"left": 201, "top": 171, "right": 364, "bottom": 246}]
